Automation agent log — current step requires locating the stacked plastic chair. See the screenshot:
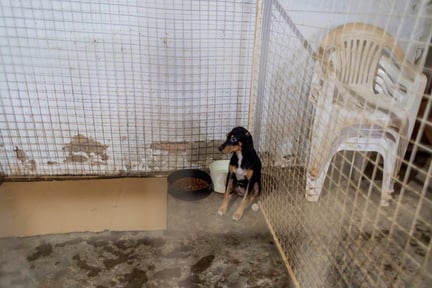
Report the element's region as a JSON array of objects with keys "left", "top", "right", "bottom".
[{"left": 306, "top": 23, "right": 427, "bottom": 206}]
